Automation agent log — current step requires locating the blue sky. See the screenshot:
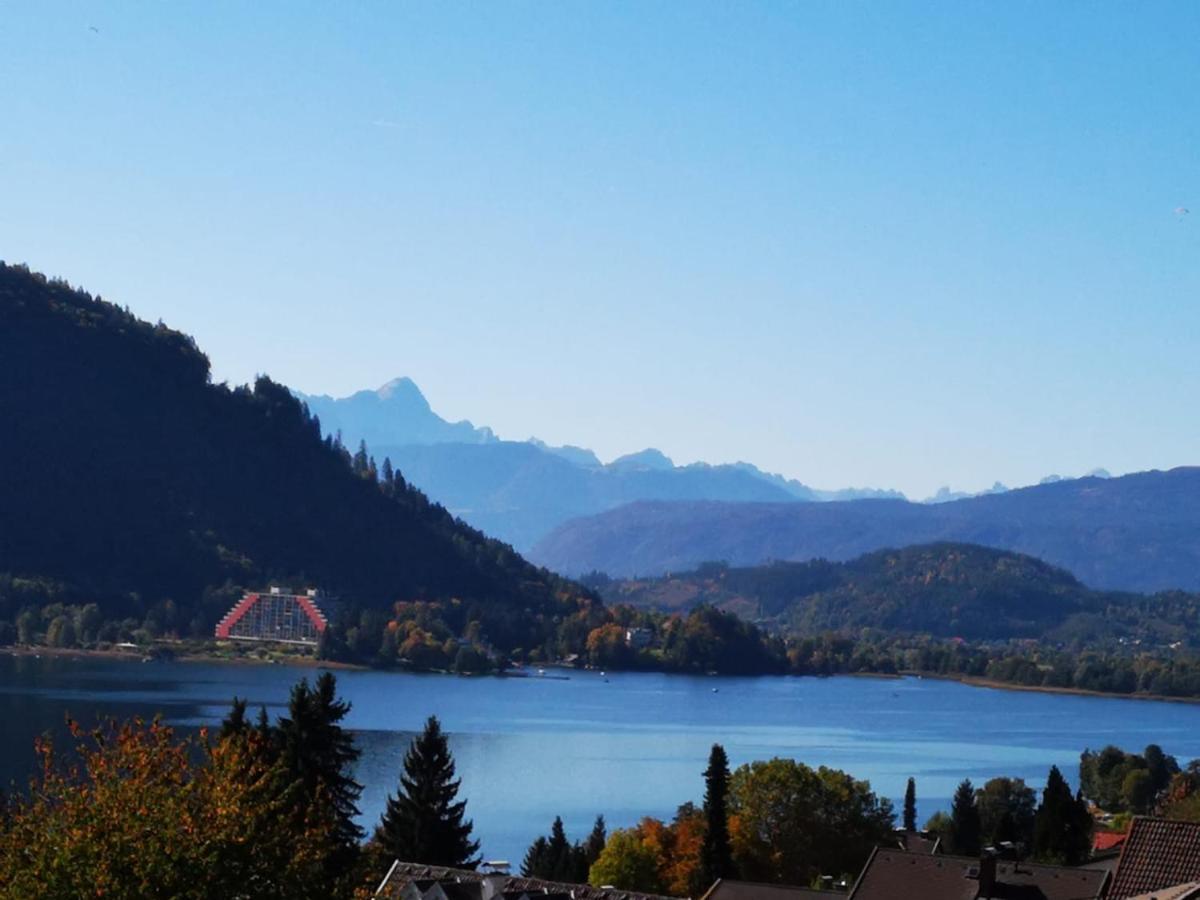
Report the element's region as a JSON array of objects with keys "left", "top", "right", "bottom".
[{"left": 2, "top": 1, "right": 1198, "bottom": 498}]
